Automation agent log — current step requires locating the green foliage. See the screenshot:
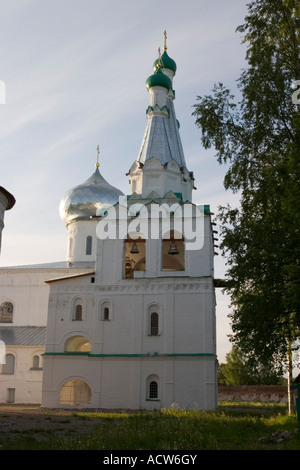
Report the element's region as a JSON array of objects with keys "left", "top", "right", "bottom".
[
  {"left": 0, "top": 406, "right": 298, "bottom": 450},
  {"left": 192, "top": 0, "right": 300, "bottom": 373},
  {"left": 218, "top": 347, "right": 284, "bottom": 385}
]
